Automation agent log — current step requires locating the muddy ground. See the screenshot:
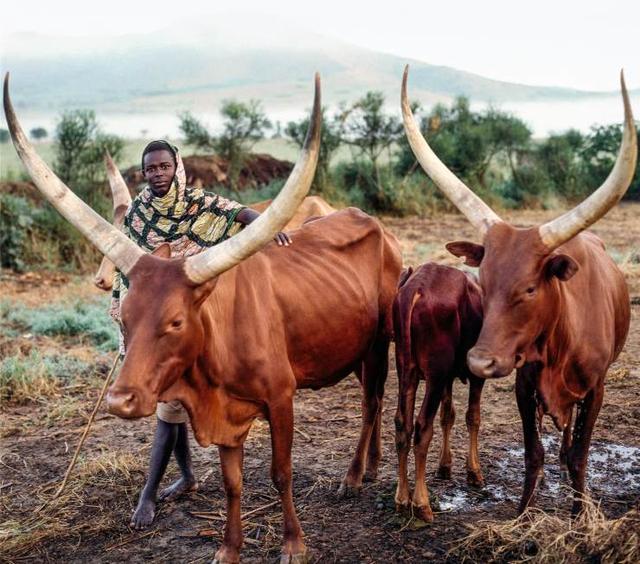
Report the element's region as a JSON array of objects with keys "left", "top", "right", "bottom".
[{"left": 1, "top": 205, "right": 639, "bottom": 563}]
